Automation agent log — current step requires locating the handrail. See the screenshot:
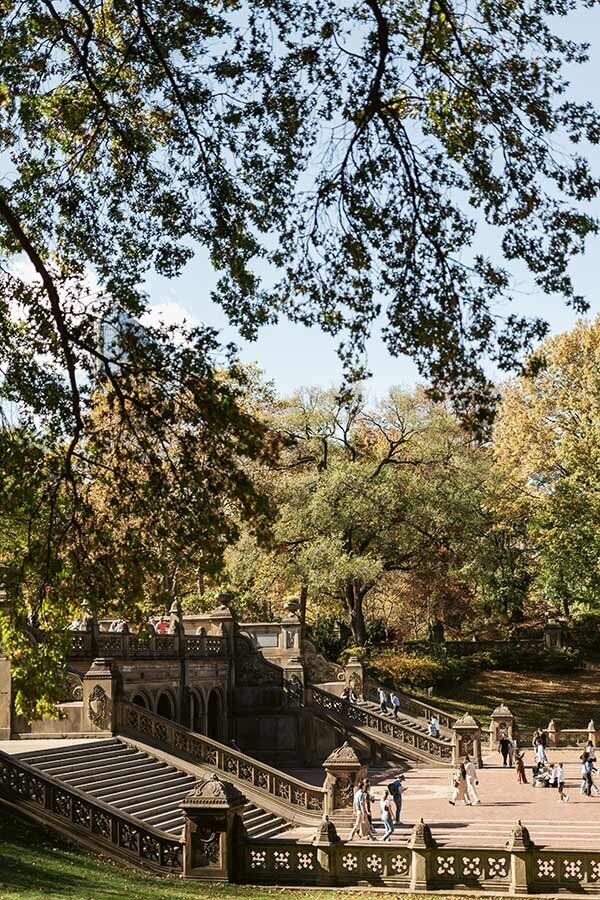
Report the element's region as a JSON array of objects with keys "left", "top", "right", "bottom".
[
  {"left": 366, "top": 682, "right": 456, "bottom": 729},
  {"left": 115, "top": 701, "right": 325, "bottom": 818},
  {"left": 309, "top": 686, "right": 453, "bottom": 762},
  {"left": 0, "top": 748, "right": 183, "bottom": 872}
]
